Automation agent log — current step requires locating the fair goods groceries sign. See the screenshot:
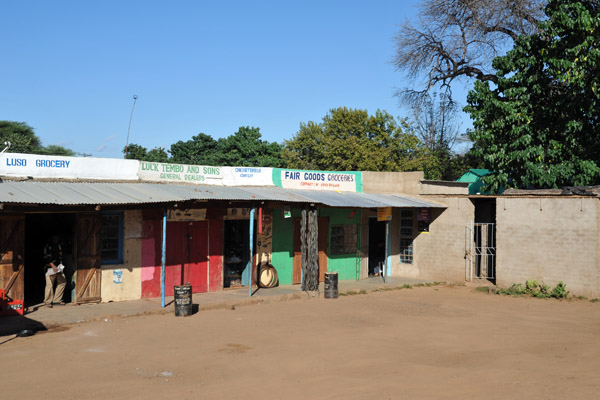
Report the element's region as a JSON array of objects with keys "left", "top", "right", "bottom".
[{"left": 276, "top": 169, "right": 362, "bottom": 192}]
